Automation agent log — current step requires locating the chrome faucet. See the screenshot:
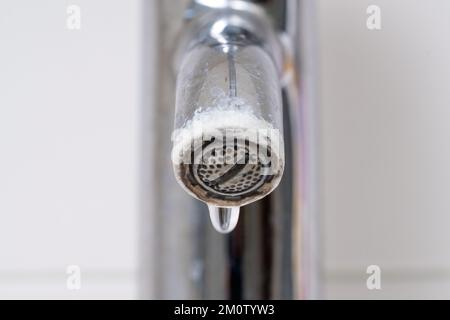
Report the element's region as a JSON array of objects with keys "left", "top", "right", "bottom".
[
  {"left": 143, "top": 0, "right": 319, "bottom": 299},
  {"left": 172, "top": 1, "right": 286, "bottom": 233}
]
